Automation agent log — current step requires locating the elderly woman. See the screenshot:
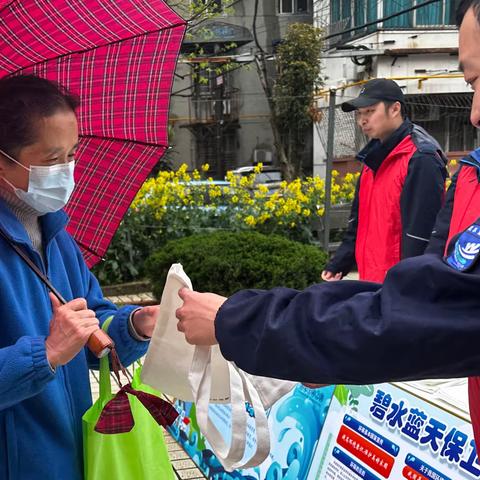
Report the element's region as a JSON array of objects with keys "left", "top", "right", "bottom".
[{"left": 0, "top": 74, "right": 158, "bottom": 480}]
